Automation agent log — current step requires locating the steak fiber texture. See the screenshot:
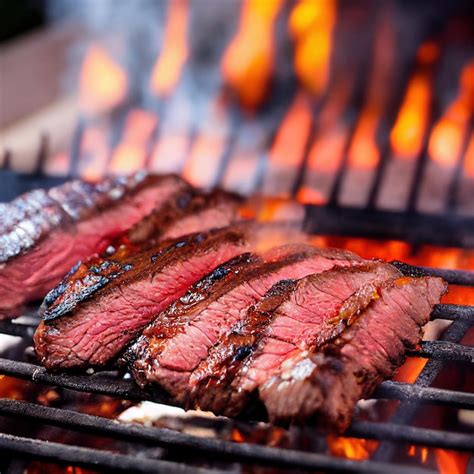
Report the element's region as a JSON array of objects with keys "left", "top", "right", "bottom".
[
  {"left": 0, "top": 173, "right": 186, "bottom": 318},
  {"left": 34, "top": 222, "right": 303, "bottom": 370}
]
